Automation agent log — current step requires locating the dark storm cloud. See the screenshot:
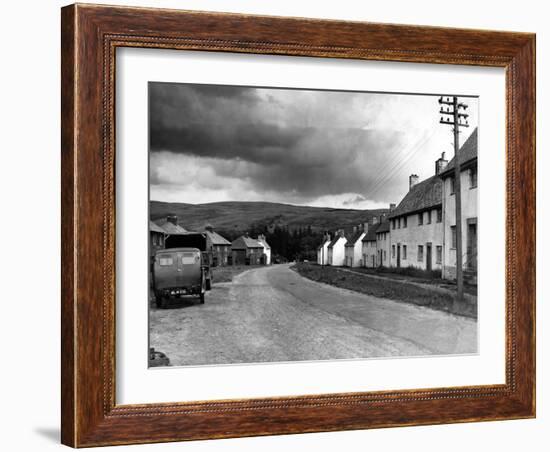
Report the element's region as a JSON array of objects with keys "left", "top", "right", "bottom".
[{"left": 149, "top": 82, "right": 408, "bottom": 200}]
